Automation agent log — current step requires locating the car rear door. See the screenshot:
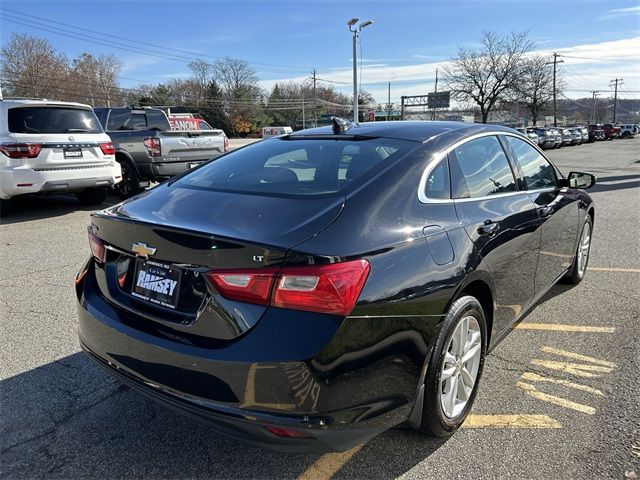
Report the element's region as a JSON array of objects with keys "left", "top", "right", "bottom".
[
  {"left": 450, "top": 135, "right": 540, "bottom": 334},
  {"left": 502, "top": 134, "right": 579, "bottom": 295}
]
